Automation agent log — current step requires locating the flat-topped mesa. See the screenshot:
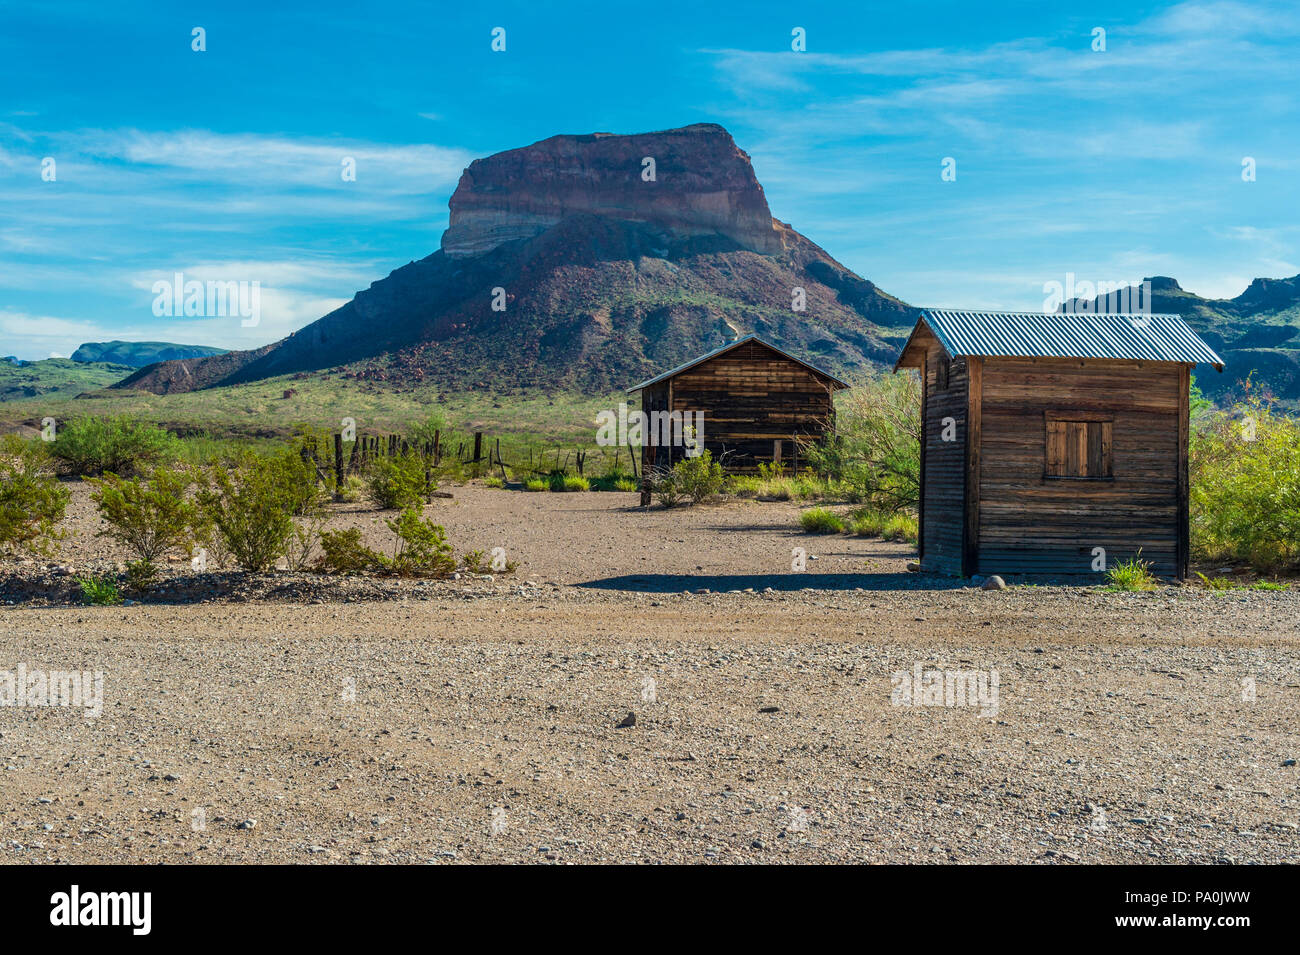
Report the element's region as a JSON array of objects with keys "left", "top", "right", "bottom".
[{"left": 440, "top": 123, "right": 783, "bottom": 257}]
